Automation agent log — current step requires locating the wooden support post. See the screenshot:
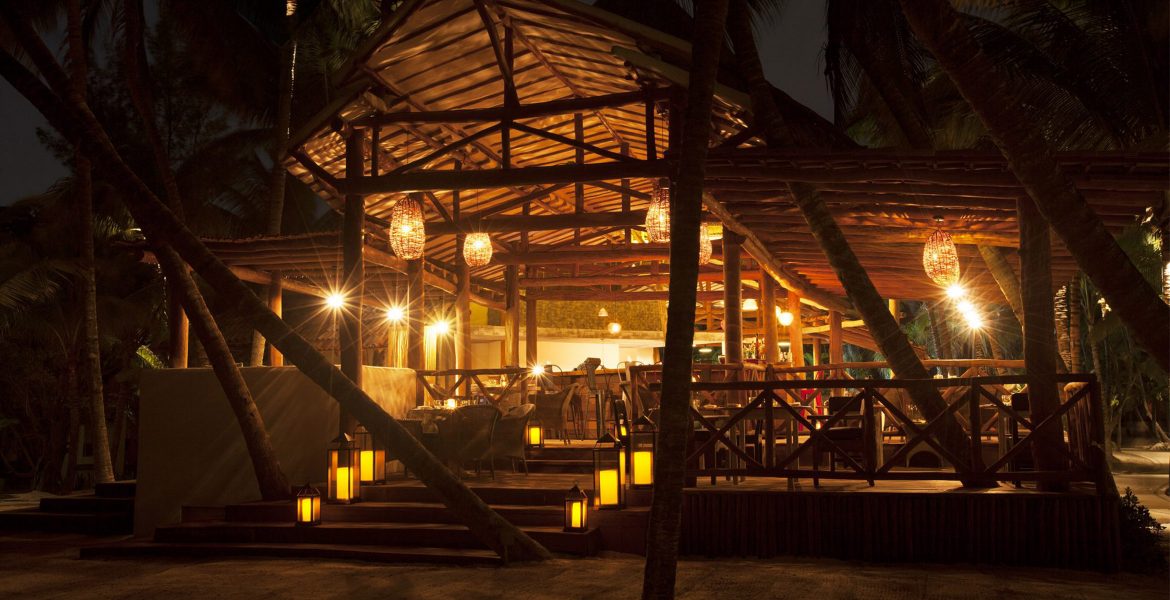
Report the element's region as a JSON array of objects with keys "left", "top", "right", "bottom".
[
  {"left": 166, "top": 280, "right": 188, "bottom": 368},
  {"left": 811, "top": 339, "right": 822, "bottom": 366},
  {"left": 340, "top": 128, "right": 365, "bottom": 432},
  {"left": 761, "top": 276, "right": 778, "bottom": 363},
  {"left": 829, "top": 309, "right": 844, "bottom": 365},
  {"left": 723, "top": 231, "right": 744, "bottom": 364},
  {"left": 1068, "top": 278, "right": 1082, "bottom": 372},
  {"left": 787, "top": 292, "right": 805, "bottom": 367},
  {"left": 620, "top": 142, "right": 631, "bottom": 244},
  {"left": 525, "top": 297, "right": 538, "bottom": 367},
  {"left": 1018, "top": 197, "right": 1068, "bottom": 490},
  {"left": 407, "top": 258, "right": 425, "bottom": 405},
  {"left": 455, "top": 236, "right": 472, "bottom": 375},
  {"left": 503, "top": 265, "right": 520, "bottom": 367},
  {"left": 267, "top": 274, "right": 283, "bottom": 366}
]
